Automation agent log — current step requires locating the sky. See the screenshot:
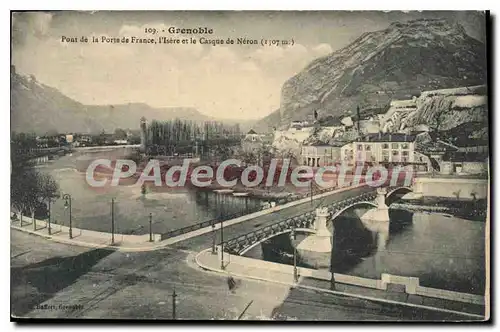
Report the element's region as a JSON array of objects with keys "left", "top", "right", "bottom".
[{"left": 11, "top": 11, "right": 486, "bottom": 120}]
